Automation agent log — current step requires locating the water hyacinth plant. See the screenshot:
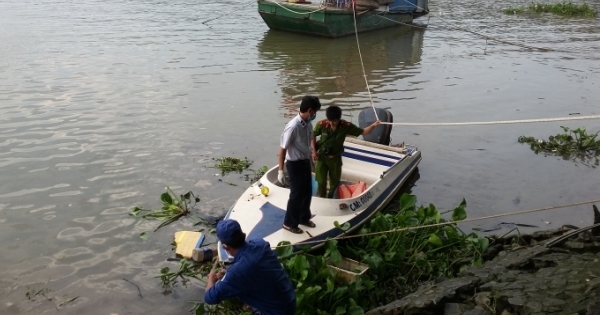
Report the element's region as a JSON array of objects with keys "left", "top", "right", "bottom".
[
  {"left": 529, "top": 1, "right": 596, "bottom": 16},
  {"left": 503, "top": 2, "right": 597, "bottom": 16},
  {"left": 212, "top": 156, "right": 253, "bottom": 175},
  {"left": 518, "top": 126, "right": 600, "bottom": 157},
  {"left": 273, "top": 194, "right": 489, "bottom": 314},
  {"left": 130, "top": 187, "right": 200, "bottom": 232}
]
